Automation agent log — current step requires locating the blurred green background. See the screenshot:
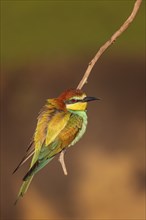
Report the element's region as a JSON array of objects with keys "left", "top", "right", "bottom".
[{"left": 1, "top": 0, "right": 145, "bottom": 219}]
